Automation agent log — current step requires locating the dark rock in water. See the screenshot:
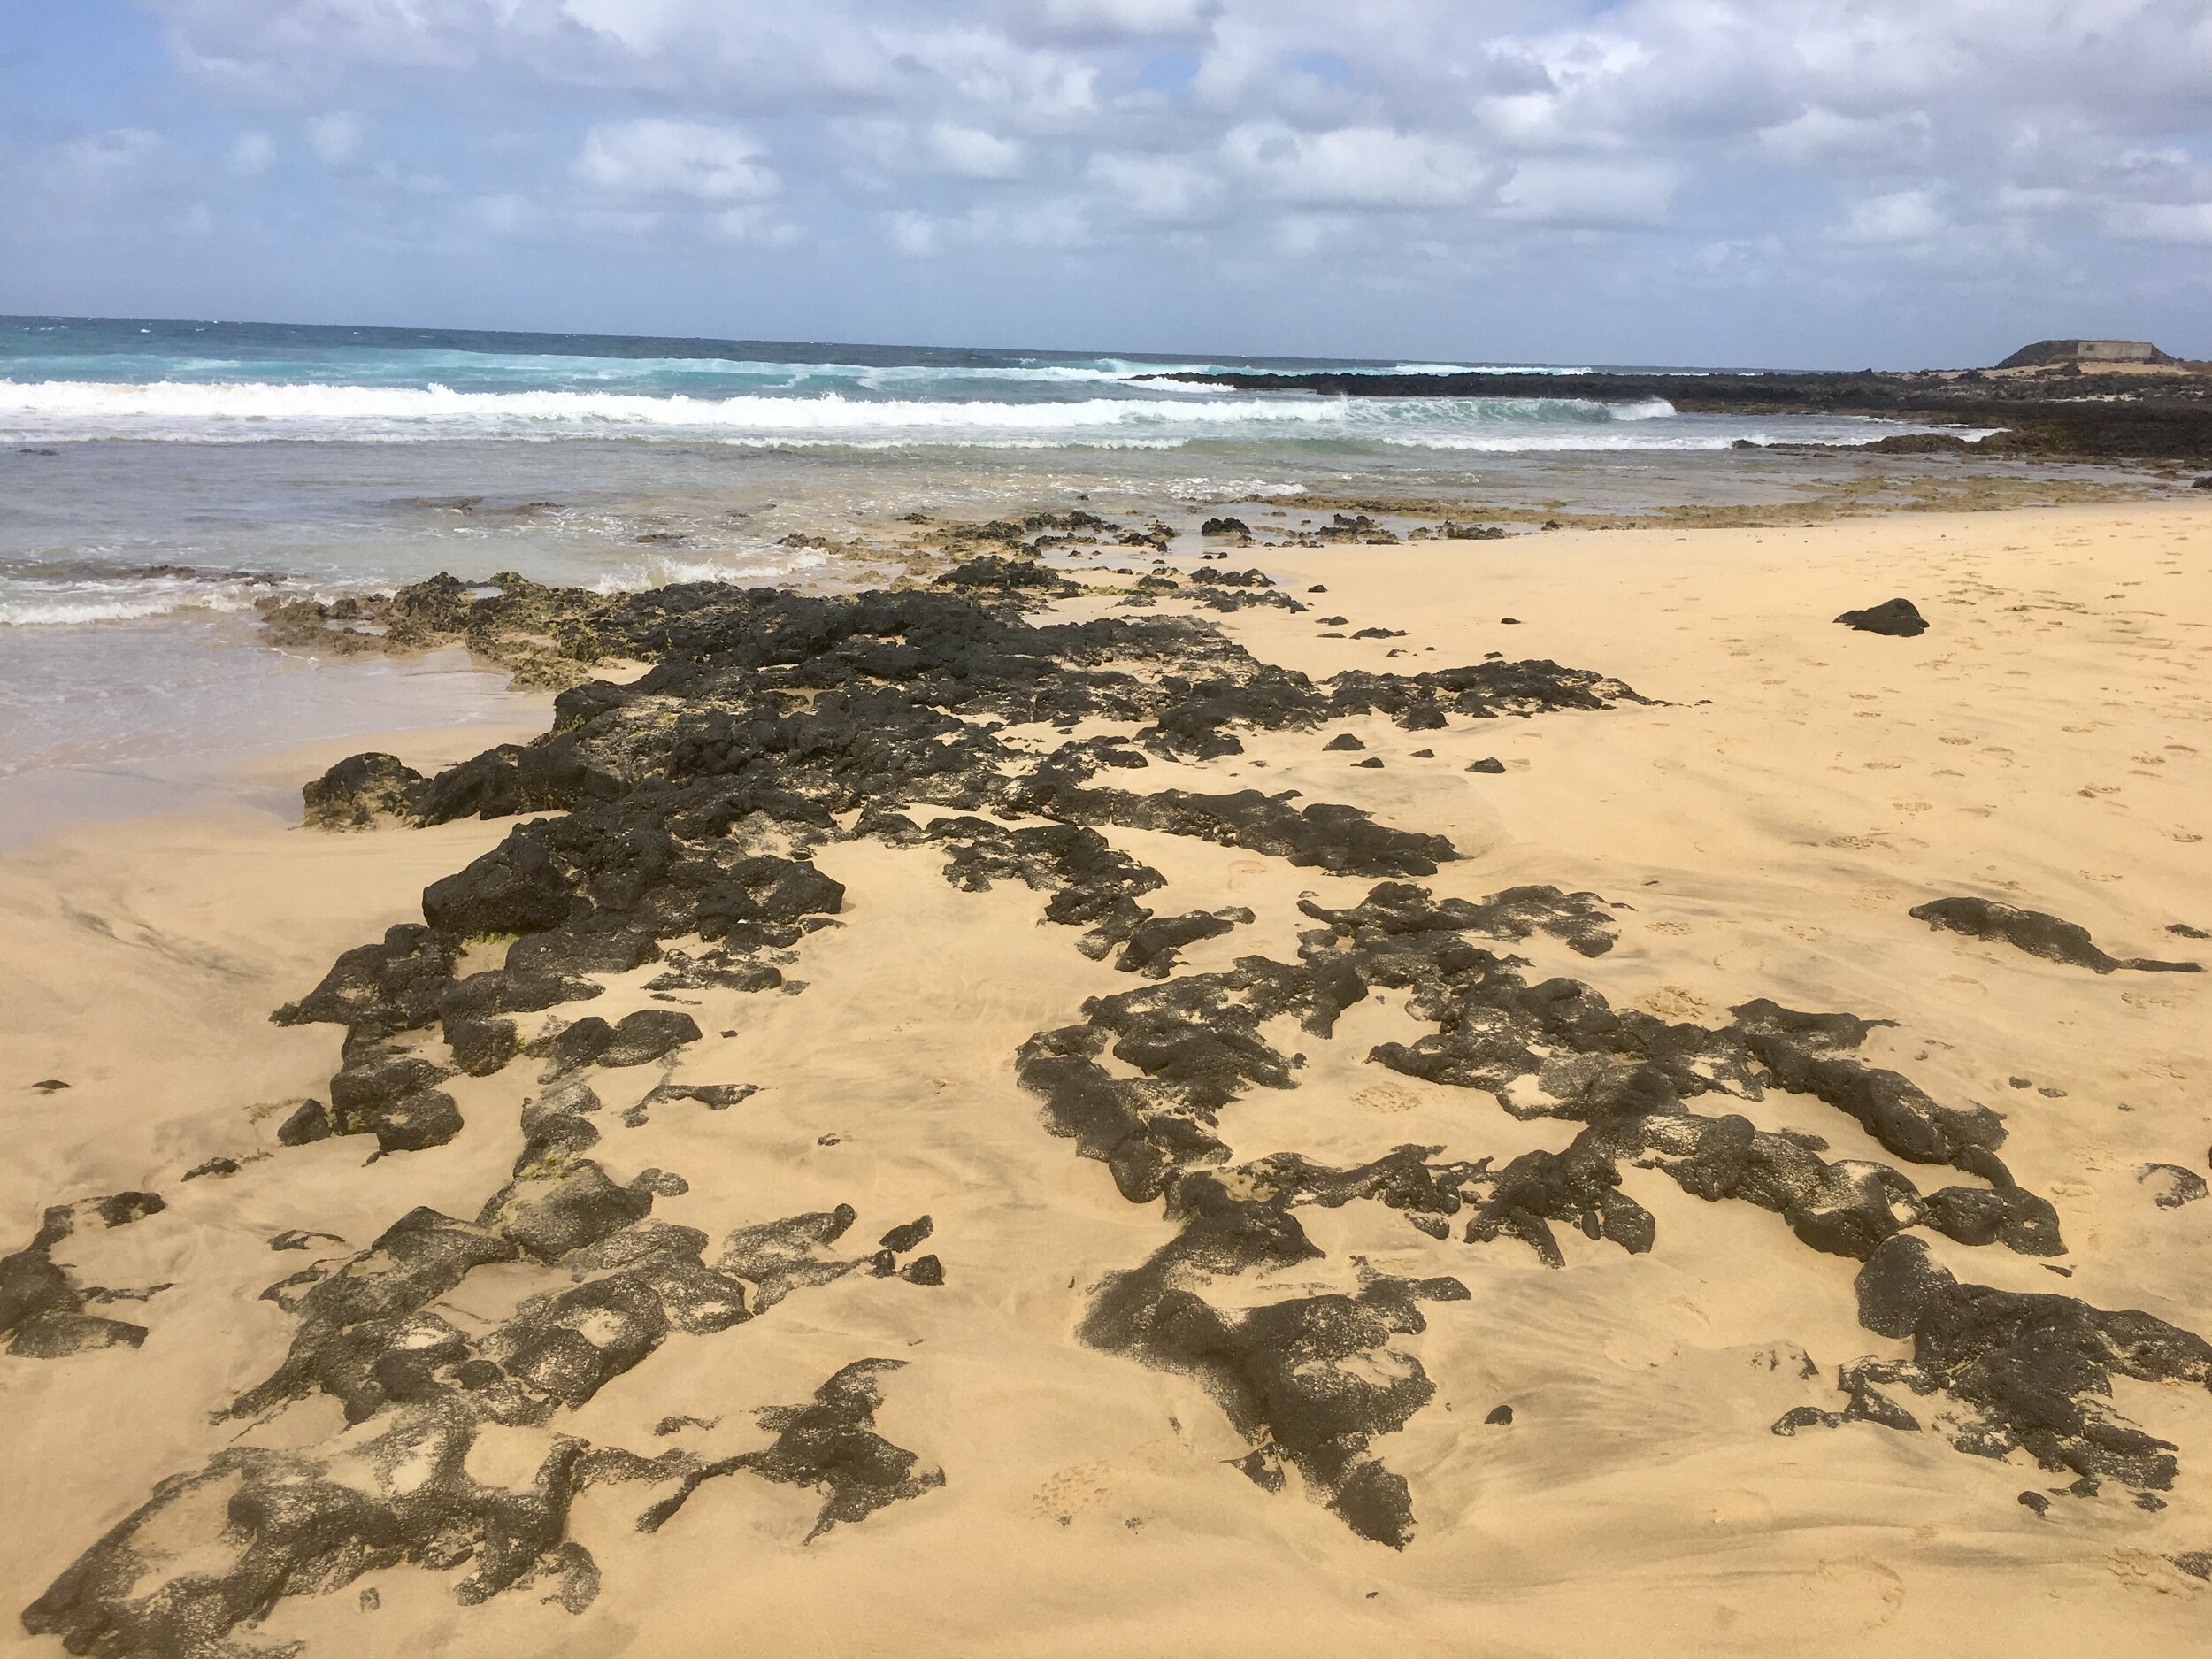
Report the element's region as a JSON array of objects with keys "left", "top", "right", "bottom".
[
  {"left": 1353, "top": 757, "right": 1385, "bottom": 769},
  {"left": 2139, "top": 1164, "right": 2208, "bottom": 1210},
  {"left": 1466, "top": 757, "right": 1506, "bottom": 773},
  {"left": 181, "top": 1156, "right": 240, "bottom": 1181},
  {"left": 1909, "top": 895, "right": 2201, "bottom": 973},
  {"left": 1200, "top": 517, "right": 1251, "bottom": 536},
  {"left": 899, "top": 1254, "right": 944, "bottom": 1286},
  {"left": 2167, "top": 921, "right": 2210, "bottom": 940},
  {"left": 276, "top": 1099, "right": 332, "bottom": 1145},
  {"left": 2018, "top": 1490, "right": 2051, "bottom": 1516},
  {"left": 1835, "top": 597, "right": 1928, "bottom": 637},
  {"left": 1307, "top": 584, "right": 1328, "bottom": 594},
  {"left": 0, "top": 1194, "right": 167, "bottom": 1358},
  {"left": 303, "top": 751, "right": 428, "bottom": 829},
  {"left": 1485, "top": 1404, "right": 1514, "bottom": 1425},
  {"left": 1499, "top": 618, "right": 1521, "bottom": 626},
  {"left": 1409, "top": 749, "right": 1434, "bottom": 758},
  {"left": 31, "top": 1079, "right": 68, "bottom": 1092},
  {"left": 1325, "top": 733, "right": 1366, "bottom": 751}
]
